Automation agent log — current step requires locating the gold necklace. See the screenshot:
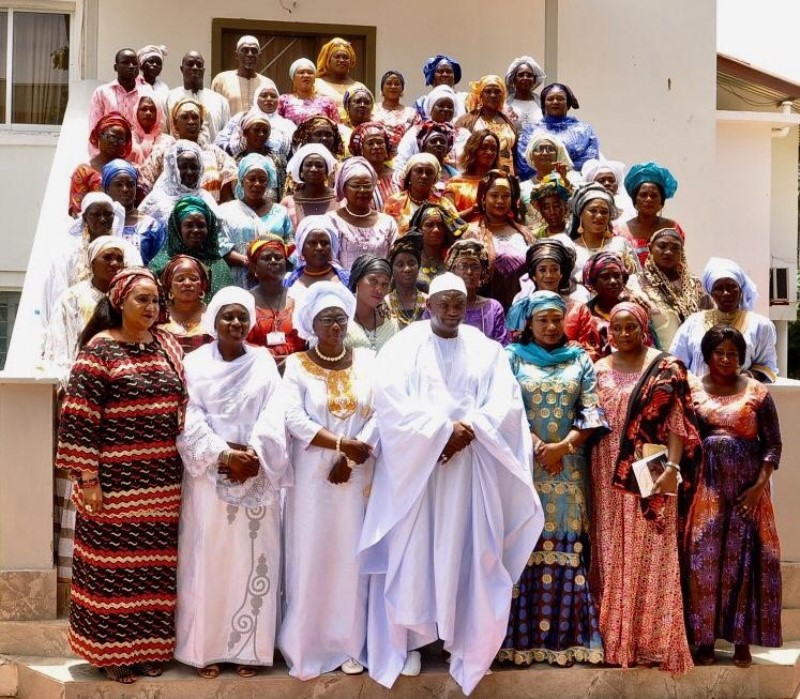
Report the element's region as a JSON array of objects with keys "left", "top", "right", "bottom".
[{"left": 580, "top": 233, "right": 608, "bottom": 253}]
